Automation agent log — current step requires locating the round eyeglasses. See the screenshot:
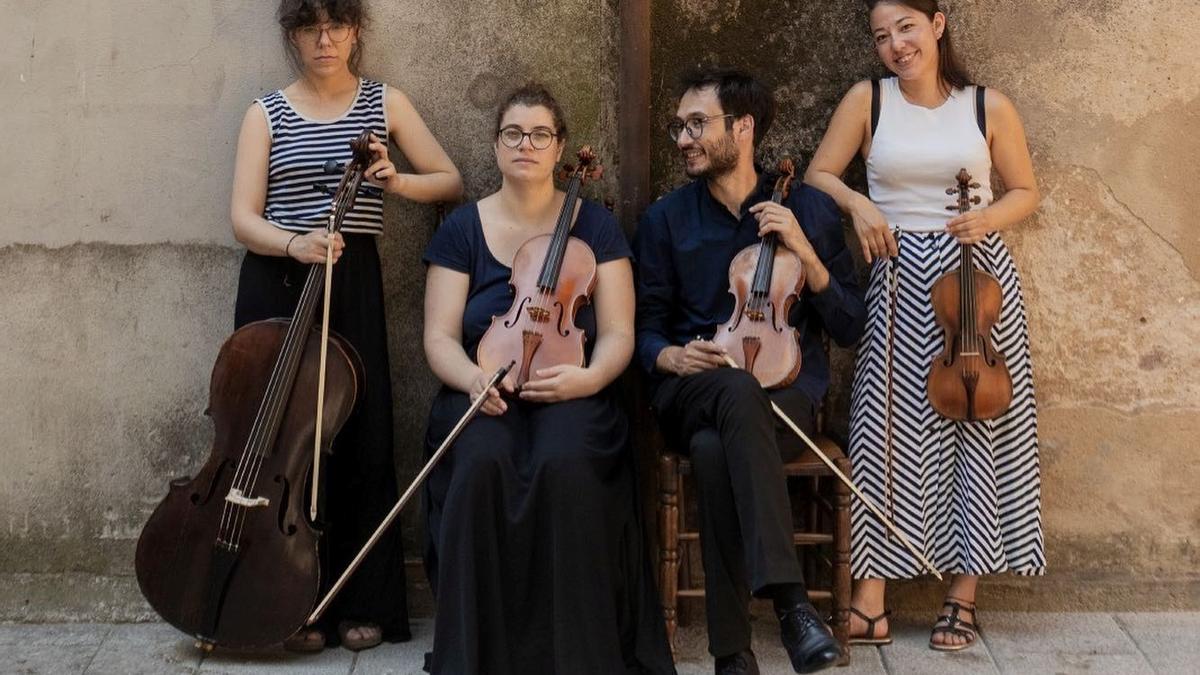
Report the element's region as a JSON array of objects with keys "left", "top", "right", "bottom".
[
  {"left": 498, "top": 126, "right": 558, "bottom": 150},
  {"left": 667, "top": 114, "right": 736, "bottom": 142},
  {"left": 295, "top": 23, "right": 352, "bottom": 45}
]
